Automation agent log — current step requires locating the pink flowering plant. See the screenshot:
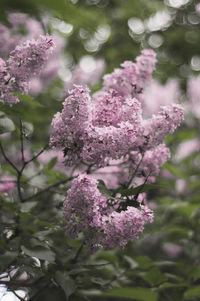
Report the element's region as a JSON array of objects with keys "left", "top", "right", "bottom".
[
  {"left": 0, "top": 29, "right": 183, "bottom": 297},
  {"left": 2, "top": 2, "right": 200, "bottom": 300}
]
